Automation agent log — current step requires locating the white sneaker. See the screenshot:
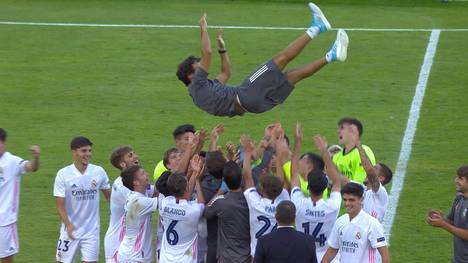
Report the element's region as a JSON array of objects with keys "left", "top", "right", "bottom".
[
  {"left": 326, "top": 29, "right": 349, "bottom": 62},
  {"left": 309, "top": 2, "right": 331, "bottom": 33}
]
